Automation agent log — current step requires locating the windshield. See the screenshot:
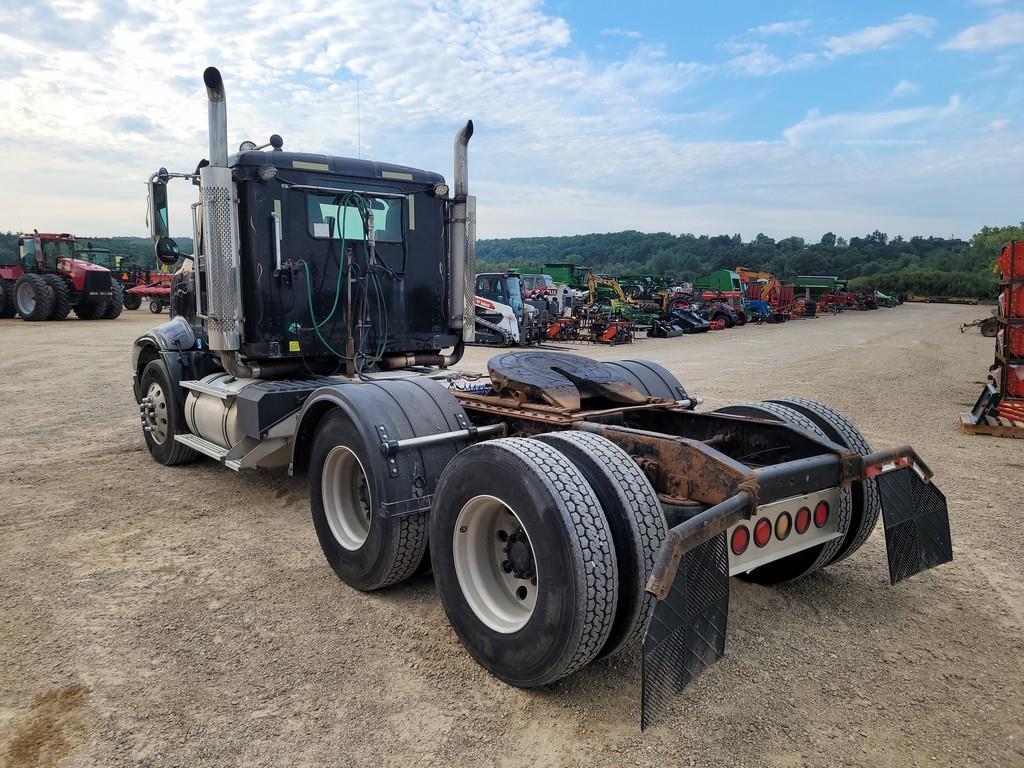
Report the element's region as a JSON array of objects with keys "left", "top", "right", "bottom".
[
  {"left": 476, "top": 275, "right": 524, "bottom": 312},
  {"left": 307, "top": 192, "right": 404, "bottom": 242}
]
